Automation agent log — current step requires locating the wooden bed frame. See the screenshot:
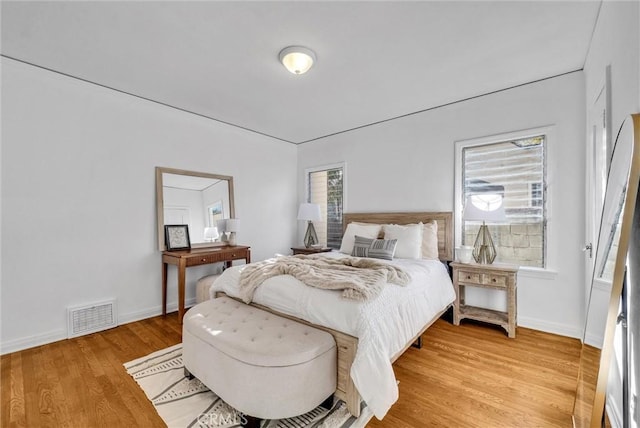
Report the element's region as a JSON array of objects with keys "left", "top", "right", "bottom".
[{"left": 218, "top": 211, "right": 454, "bottom": 417}]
